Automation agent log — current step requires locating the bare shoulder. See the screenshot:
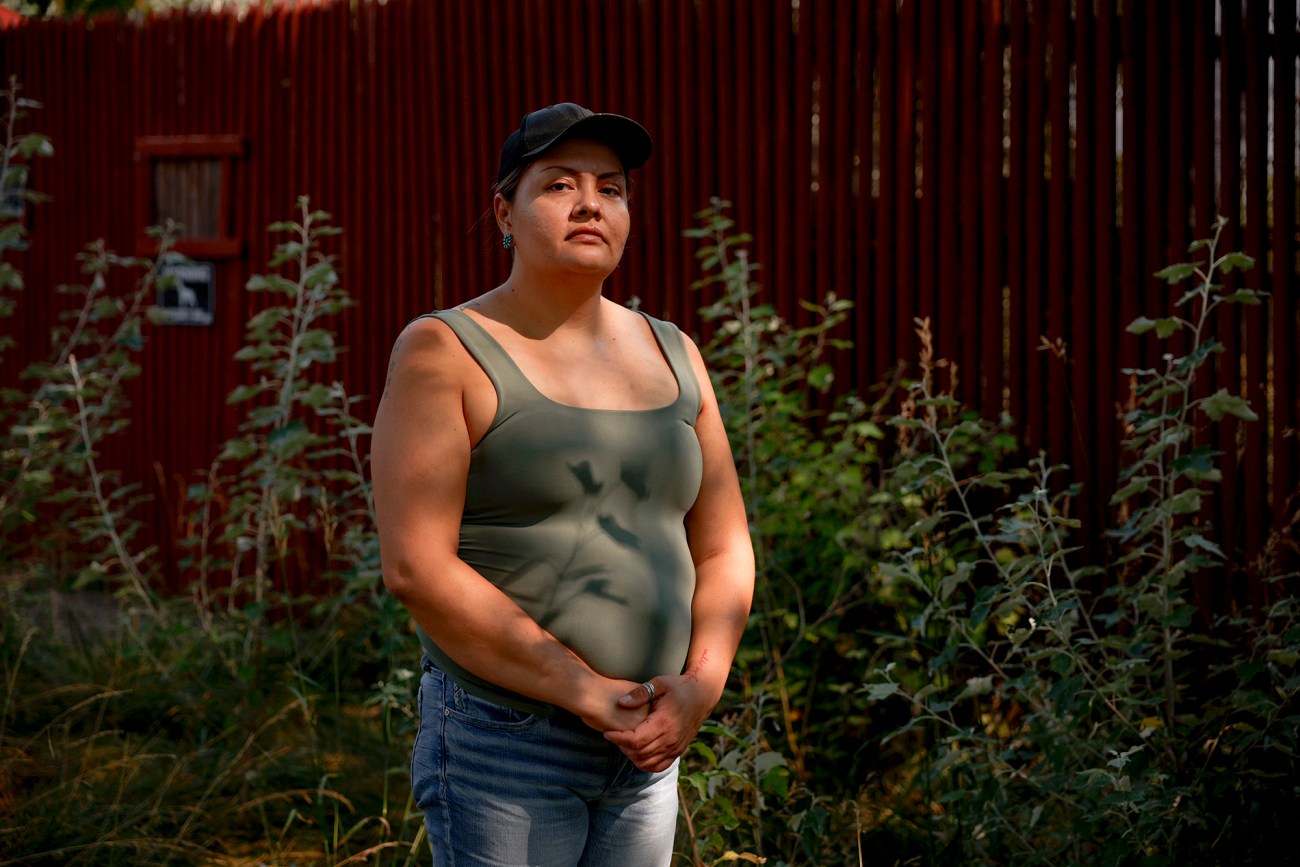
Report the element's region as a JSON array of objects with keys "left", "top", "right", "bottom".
[
  {"left": 383, "top": 315, "right": 472, "bottom": 391},
  {"left": 390, "top": 315, "right": 460, "bottom": 363}
]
